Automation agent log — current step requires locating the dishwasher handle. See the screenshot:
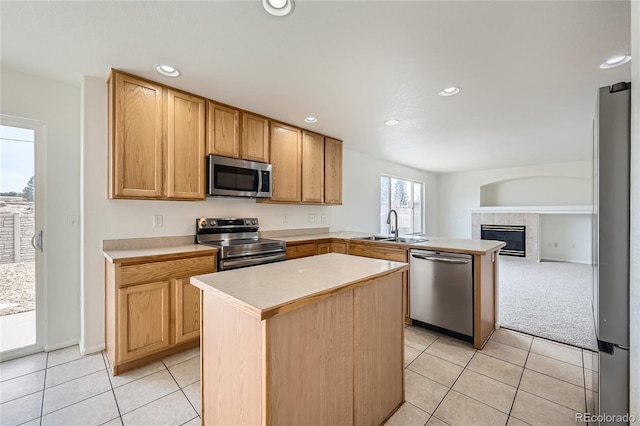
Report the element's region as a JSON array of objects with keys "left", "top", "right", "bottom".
[{"left": 411, "top": 253, "right": 470, "bottom": 264}]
